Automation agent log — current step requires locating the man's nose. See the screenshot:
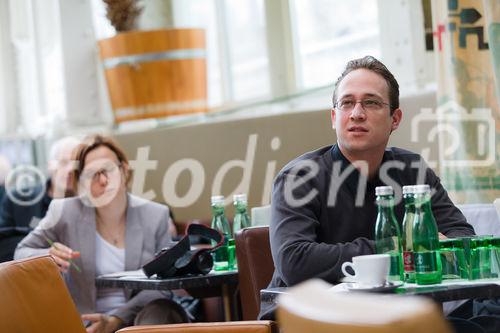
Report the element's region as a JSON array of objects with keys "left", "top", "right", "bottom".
[{"left": 350, "top": 102, "right": 367, "bottom": 120}]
